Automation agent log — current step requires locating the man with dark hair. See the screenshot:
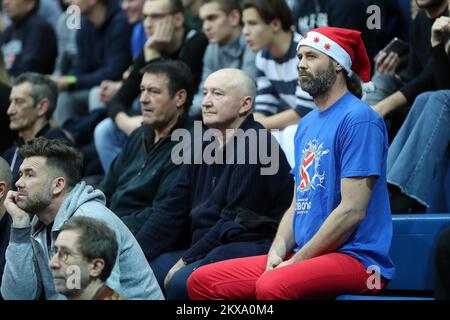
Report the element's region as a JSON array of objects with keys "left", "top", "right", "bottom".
[
  {"left": 4, "top": 72, "right": 72, "bottom": 185},
  {"left": 52, "top": 0, "right": 132, "bottom": 126},
  {"left": 188, "top": 28, "right": 394, "bottom": 300},
  {"left": 0, "top": 156, "right": 13, "bottom": 296},
  {"left": 189, "top": 0, "right": 257, "bottom": 117},
  {"left": 0, "top": 0, "right": 57, "bottom": 77},
  {"left": 94, "top": 0, "right": 208, "bottom": 174},
  {"left": 49, "top": 216, "right": 124, "bottom": 300},
  {"left": 99, "top": 59, "right": 195, "bottom": 235},
  {"left": 1, "top": 137, "right": 163, "bottom": 300},
  {"left": 242, "top": 0, "right": 314, "bottom": 130}
]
